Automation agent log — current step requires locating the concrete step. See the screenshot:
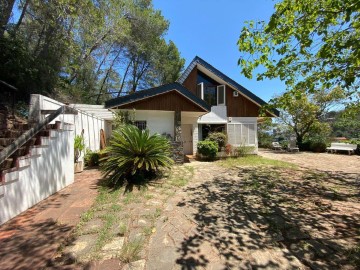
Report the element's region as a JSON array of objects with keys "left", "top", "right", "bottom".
[
  {"left": 10, "top": 147, "right": 29, "bottom": 158},
  {"left": 0, "top": 158, "right": 15, "bottom": 171}
]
